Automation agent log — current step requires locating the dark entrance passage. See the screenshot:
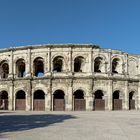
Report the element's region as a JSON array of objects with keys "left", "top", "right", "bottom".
[
  {"left": 129, "top": 91, "right": 135, "bottom": 110},
  {"left": 34, "top": 90, "right": 45, "bottom": 111},
  {"left": 16, "top": 59, "right": 25, "bottom": 77},
  {"left": 113, "top": 91, "right": 122, "bottom": 110},
  {"left": 34, "top": 57, "right": 44, "bottom": 77},
  {"left": 0, "top": 91, "right": 8, "bottom": 110},
  {"left": 15, "top": 90, "right": 26, "bottom": 110},
  {"left": 53, "top": 90, "right": 65, "bottom": 111},
  {"left": 74, "top": 56, "right": 84, "bottom": 72},
  {"left": 73, "top": 90, "right": 85, "bottom": 111},
  {"left": 53, "top": 56, "right": 63, "bottom": 72},
  {"left": 0, "top": 61, "right": 9, "bottom": 79},
  {"left": 94, "top": 90, "right": 105, "bottom": 110}
]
